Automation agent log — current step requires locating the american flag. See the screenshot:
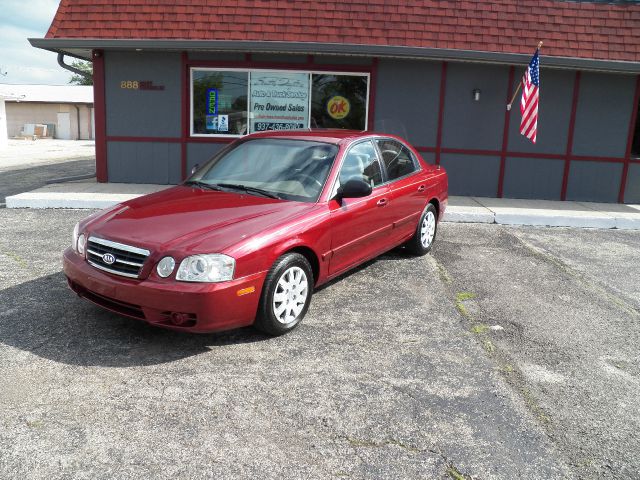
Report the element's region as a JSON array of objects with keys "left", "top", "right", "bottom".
[{"left": 520, "top": 49, "right": 540, "bottom": 143}]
